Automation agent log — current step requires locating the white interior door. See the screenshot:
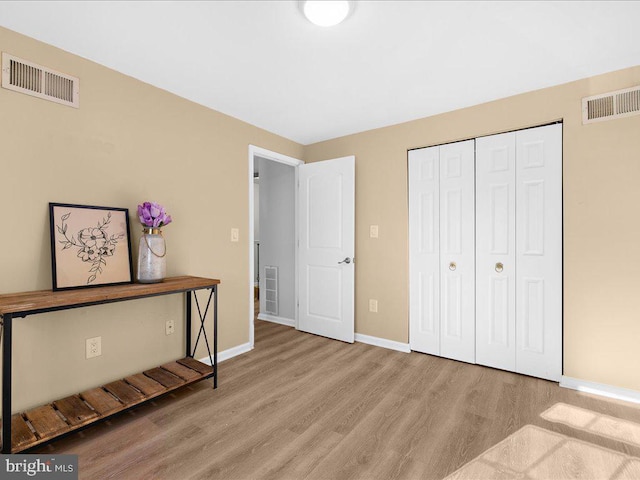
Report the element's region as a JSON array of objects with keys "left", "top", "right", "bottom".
[
  {"left": 515, "top": 124, "right": 562, "bottom": 381},
  {"left": 439, "top": 140, "right": 476, "bottom": 363},
  {"left": 476, "top": 132, "right": 517, "bottom": 372},
  {"left": 298, "top": 156, "right": 355, "bottom": 343},
  {"left": 409, "top": 146, "right": 441, "bottom": 354}
]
